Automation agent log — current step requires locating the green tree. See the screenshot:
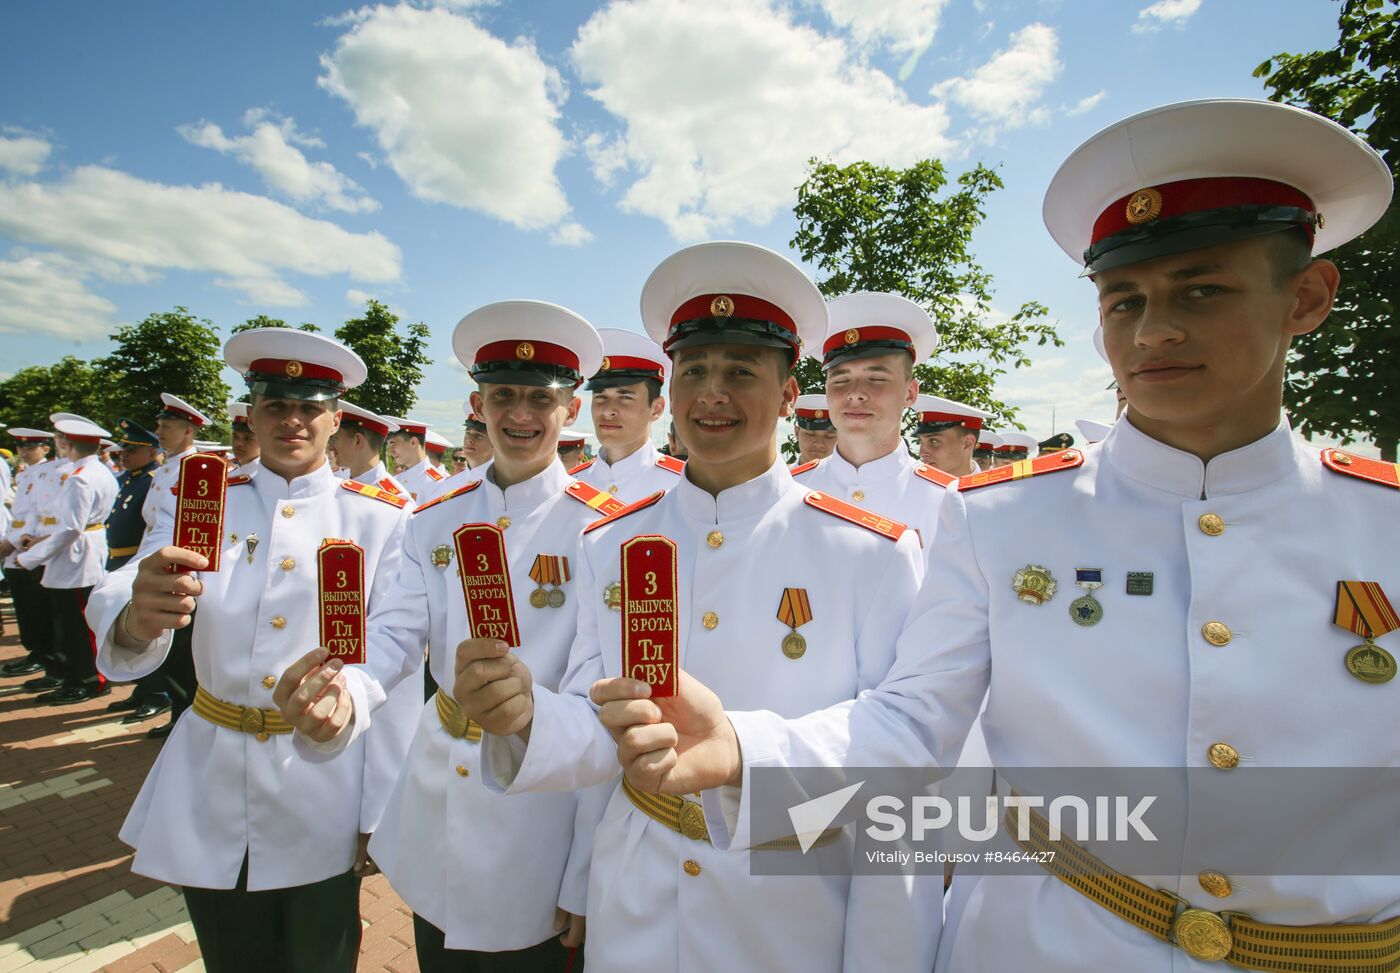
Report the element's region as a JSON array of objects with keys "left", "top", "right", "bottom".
[
  {"left": 96, "top": 307, "right": 231, "bottom": 440},
  {"left": 231, "top": 315, "right": 321, "bottom": 334},
  {"left": 1256, "top": 0, "right": 1398, "bottom": 460},
  {"left": 335, "top": 300, "right": 432, "bottom": 417},
  {"left": 0, "top": 356, "right": 109, "bottom": 432},
  {"left": 788, "top": 158, "right": 1061, "bottom": 459}
]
